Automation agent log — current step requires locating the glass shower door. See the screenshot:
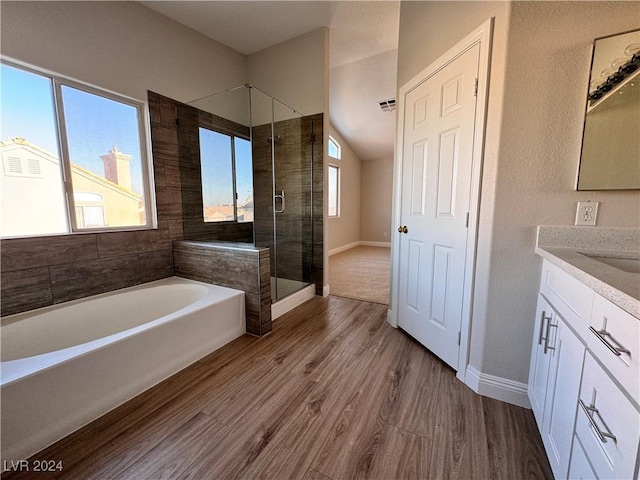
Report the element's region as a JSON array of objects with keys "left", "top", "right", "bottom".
[{"left": 271, "top": 99, "right": 312, "bottom": 301}]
